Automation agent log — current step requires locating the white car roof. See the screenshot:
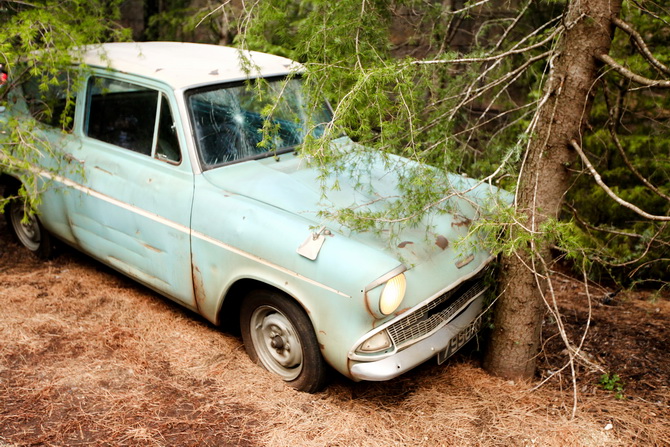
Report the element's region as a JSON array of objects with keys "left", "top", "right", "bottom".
[{"left": 80, "top": 42, "right": 299, "bottom": 90}]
